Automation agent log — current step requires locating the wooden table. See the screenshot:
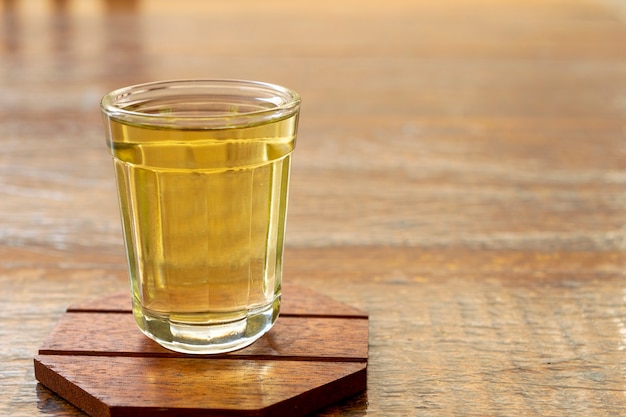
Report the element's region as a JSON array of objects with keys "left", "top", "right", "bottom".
[{"left": 3, "top": 0, "right": 626, "bottom": 415}]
